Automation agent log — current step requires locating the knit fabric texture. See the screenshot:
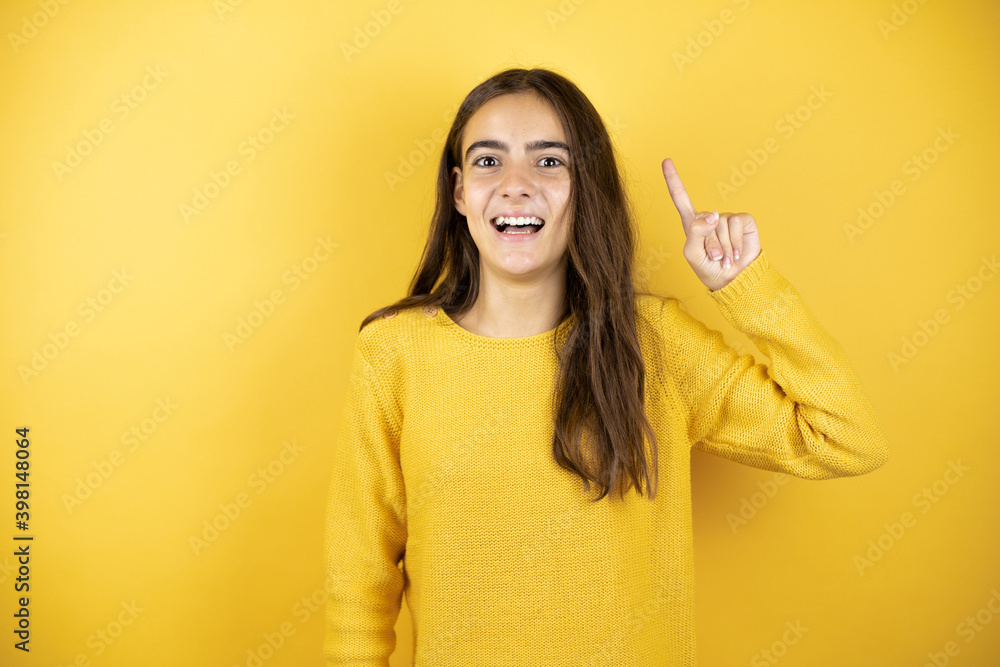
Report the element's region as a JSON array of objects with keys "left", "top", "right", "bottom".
[{"left": 323, "top": 249, "right": 890, "bottom": 666}]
